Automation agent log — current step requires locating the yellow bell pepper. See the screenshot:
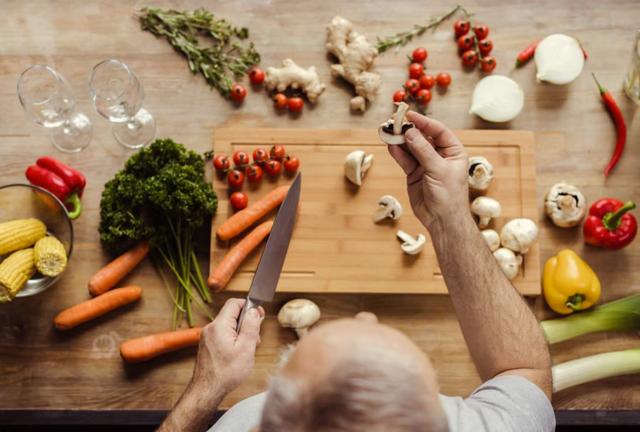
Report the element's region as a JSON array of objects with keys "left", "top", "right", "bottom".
[{"left": 543, "top": 249, "right": 601, "bottom": 315}]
